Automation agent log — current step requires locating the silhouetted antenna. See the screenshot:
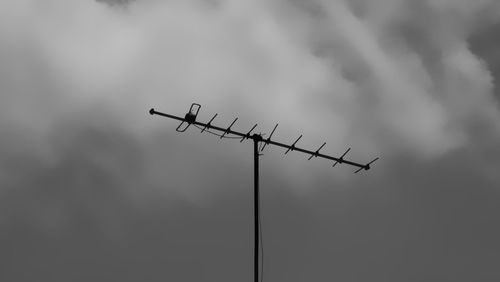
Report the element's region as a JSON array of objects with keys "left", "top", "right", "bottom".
[{"left": 149, "top": 103, "right": 379, "bottom": 282}]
